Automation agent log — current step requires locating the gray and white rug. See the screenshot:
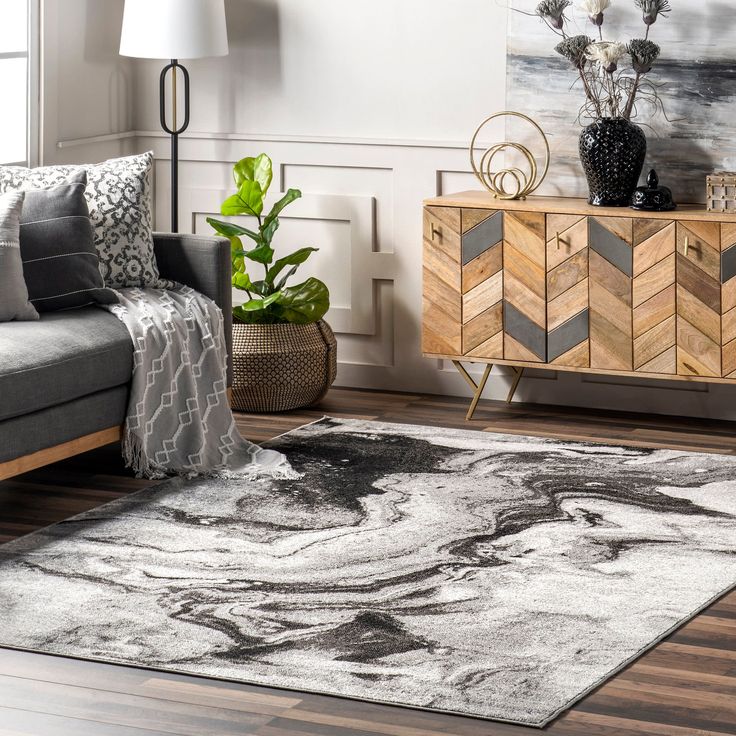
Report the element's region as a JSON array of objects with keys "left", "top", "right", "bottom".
[{"left": 1, "top": 418, "right": 736, "bottom": 727}]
